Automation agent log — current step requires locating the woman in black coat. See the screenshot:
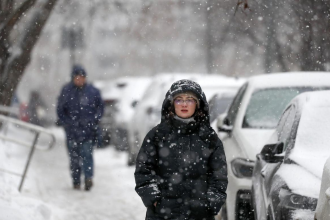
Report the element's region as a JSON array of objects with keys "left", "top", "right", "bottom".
[{"left": 135, "top": 79, "right": 228, "bottom": 220}]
